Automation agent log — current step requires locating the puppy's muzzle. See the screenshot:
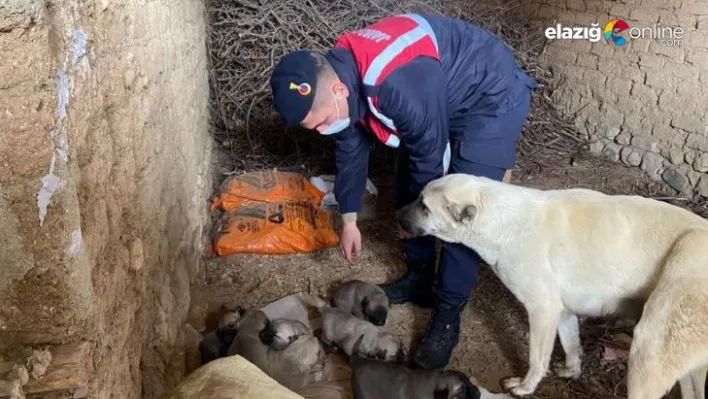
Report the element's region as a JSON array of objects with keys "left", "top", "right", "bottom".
[{"left": 368, "top": 307, "right": 388, "bottom": 326}]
